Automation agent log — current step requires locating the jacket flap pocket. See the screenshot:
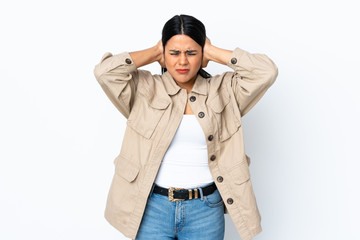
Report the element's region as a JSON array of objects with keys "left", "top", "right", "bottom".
[
  {"left": 208, "top": 87, "right": 241, "bottom": 142},
  {"left": 209, "top": 92, "right": 230, "bottom": 113},
  {"left": 115, "top": 153, "right": 140, "bottom": 182},
  {"left": 127, "top": 92, "right": 169, "bottom": 139},
  {"left": 148, "top": 97, "right": 171, "bottom": 110},
  {"left": 230, "top": 160, "right": 250, "bottom": 184},
  {"left": 138, "top": 86, "right": 171, "bottom": 110}
]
